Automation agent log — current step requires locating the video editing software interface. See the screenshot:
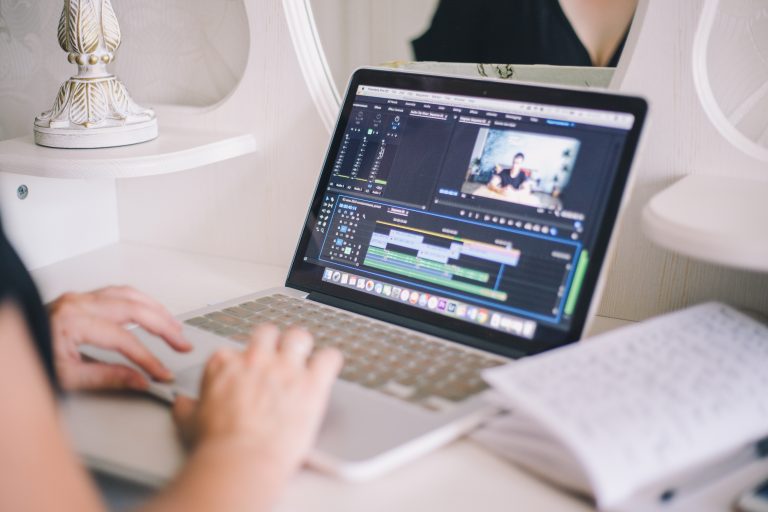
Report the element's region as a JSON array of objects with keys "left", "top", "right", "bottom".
[{"left": 304, "top": 84, "right": 635, "bottom": 340}]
